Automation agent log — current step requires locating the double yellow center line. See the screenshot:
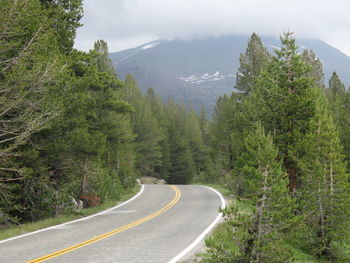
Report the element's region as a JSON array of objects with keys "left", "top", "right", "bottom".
[{"left": 26, "top": 185, "right": 181, "bottom": 263}]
